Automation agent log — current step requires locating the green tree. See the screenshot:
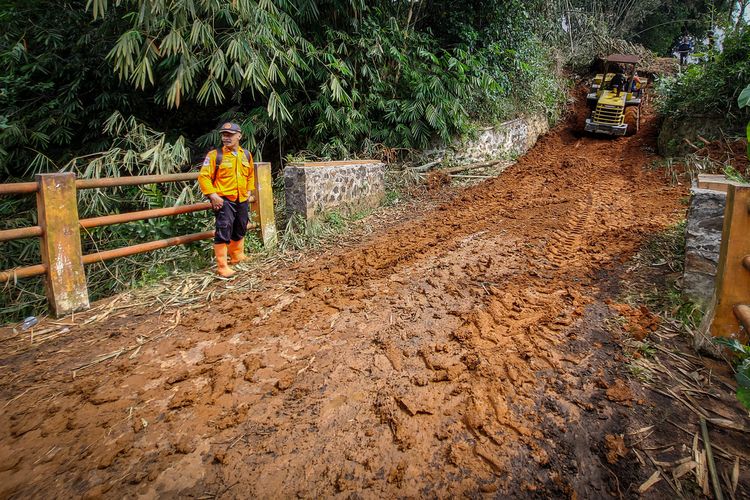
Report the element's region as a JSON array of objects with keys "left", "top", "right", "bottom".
[{"left": 0, "top": 0, "right": 133, "bottom": 178}]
